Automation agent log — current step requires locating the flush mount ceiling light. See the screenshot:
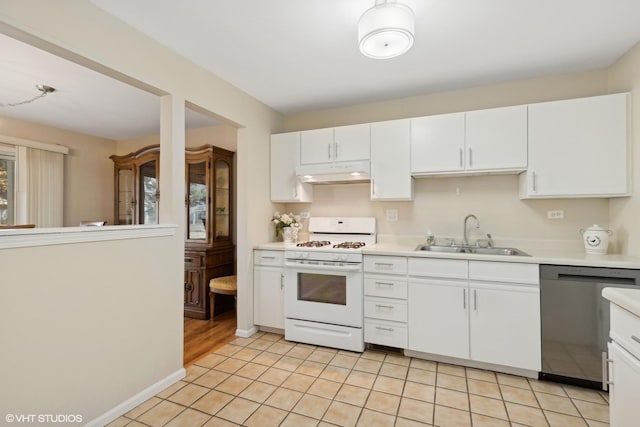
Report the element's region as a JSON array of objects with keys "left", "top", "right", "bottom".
[
  {"left": 0, "top": 84, "right": 56, "bottom": 107},
  {"left": 358, "top": 0, "right": 415, "bottom": 59}
]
